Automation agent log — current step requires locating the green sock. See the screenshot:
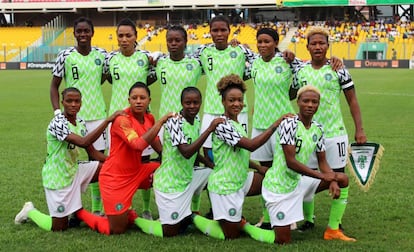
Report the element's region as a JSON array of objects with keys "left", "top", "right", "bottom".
[
  {"left": 192, "top": 214, "right": 225, "bottom": 240},
  {"left": 28, "top": 209, "right": 52, "bottom": 231},
  {"left": 191, "top": 194, "right": 201, "bottom": 212},
  {"left": 243, "top": 223, "right": 275, "bottom": 244},
  {"left": 261, "top": 197, "right": 270, "bottom": 223},
  {"left": 141, "top": 189, "right": 151, "bottom": 212},
  {"left": 303, "top": 199, "right": 315, "bottom": 223},
  {"left": 134, "top": 217, "right": 163, "bottom": 237},
  {"left": 328, "top": 186, "right": 349, "bottom": 230},
  {"left": 90, "top": 182, "right": 102, "bottom": 213}
]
